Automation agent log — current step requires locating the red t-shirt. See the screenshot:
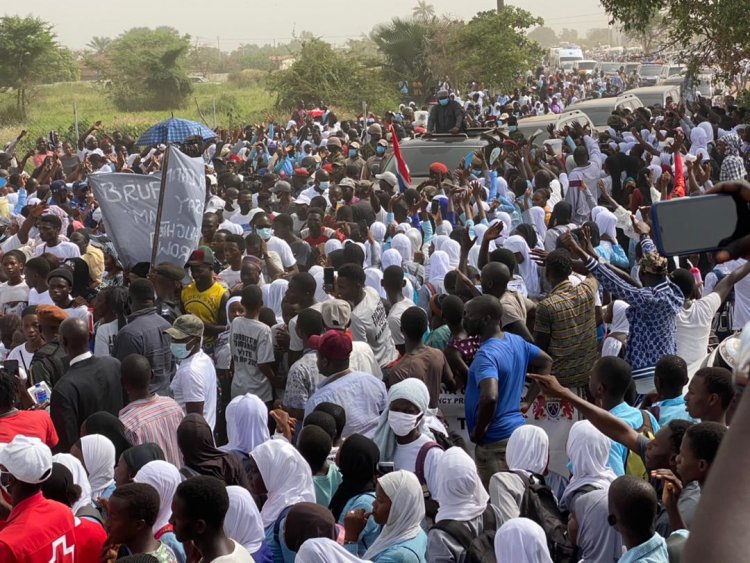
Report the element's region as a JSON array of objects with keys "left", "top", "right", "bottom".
[
  {"left": 73, "top": 517, "right": 107, "bottom": 562},
  {"left": 0, "top": 410, "right": 59, "bottom": 448},
  {"left": 0, "top": 492, "right": 76, "bottom": 562}
]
